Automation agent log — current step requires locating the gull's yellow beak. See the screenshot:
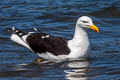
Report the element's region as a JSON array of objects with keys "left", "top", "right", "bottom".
[{"left": 89, "top": 24, "right": 99, "bottom": 32}]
